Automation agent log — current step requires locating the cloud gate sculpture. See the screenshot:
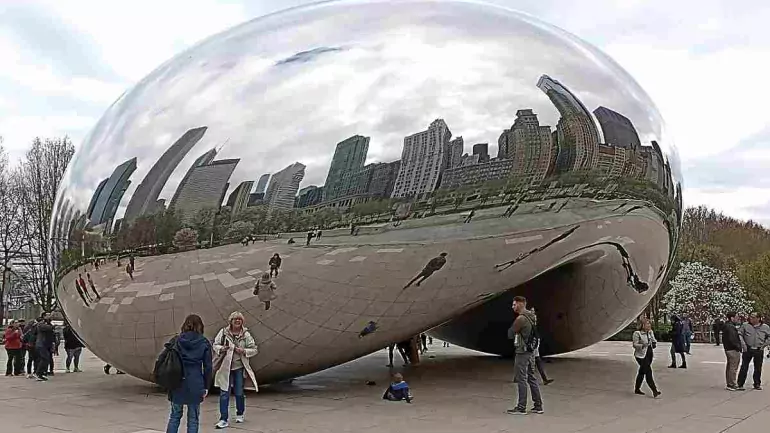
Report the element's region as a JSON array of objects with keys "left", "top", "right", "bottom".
[{"left": 50, "top": 0, "right": 681, "bottom": 384}]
